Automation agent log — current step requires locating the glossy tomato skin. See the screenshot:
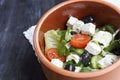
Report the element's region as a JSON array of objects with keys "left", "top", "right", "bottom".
[
  {"left": 70, "top": 34, "right": 91, "bottom": 48},
  {"left": 46, "top": 48, "right": 66, "bottom": 62}
]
